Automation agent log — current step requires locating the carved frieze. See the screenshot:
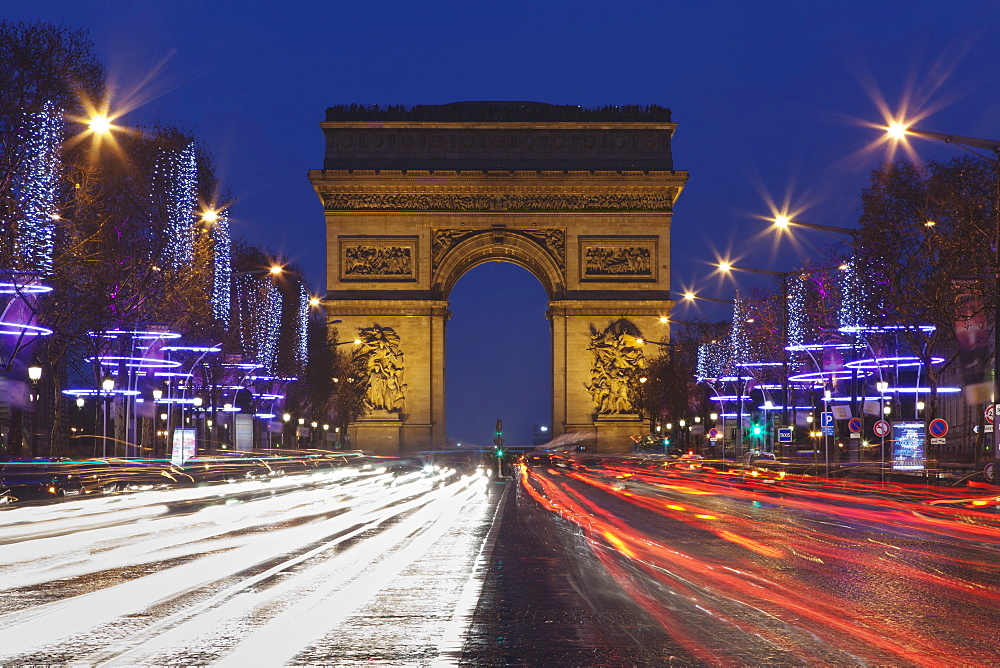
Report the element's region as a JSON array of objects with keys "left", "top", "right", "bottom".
[
  {"left": 339, "top": 236, "right": 417, "bottom": 281},
  {"left": 344, "top": 246, "right": 412, "bottom": 276},
  {"left": 322, "top": 192, "right": 674, "bottom": 212},
  {"left": 580, "top": 236, "right": 657, "bottom": 281},
  {"left": 432, "top": 227, "right": 565, "bottom": 269},
  {"left": 585, "top": 247, "right": 651, "bottom": 276}
]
